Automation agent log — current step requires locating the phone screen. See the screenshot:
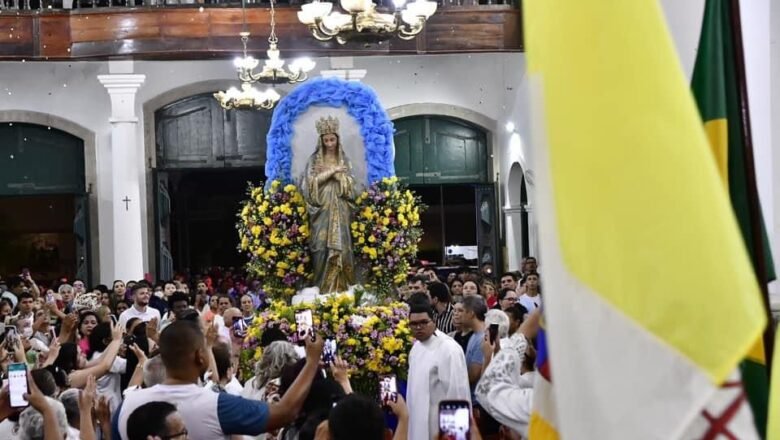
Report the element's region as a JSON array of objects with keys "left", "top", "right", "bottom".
[
  {"left": 489, "top": 324, "right": 499, "bottom": 344},
  {"left": 110, "top": 314, "right": 118, "bottom": 325},
  {"left": 379, "top": 375, "right": 398, "bottom": 404},
  {"left": 295, "top": 310, "right": 313, "bottom": 342},
  {"left": 8, "top": 362, "right": 29, "bottom": 408},
  {"left": 439, "top": 400, "right": 470, "bottom": 440},
  {"left": 5, "top": 327, "right": 17, "bottom": 348},
  {"left": 322, "top": 338, "right": 337, "bottom": 364}
]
